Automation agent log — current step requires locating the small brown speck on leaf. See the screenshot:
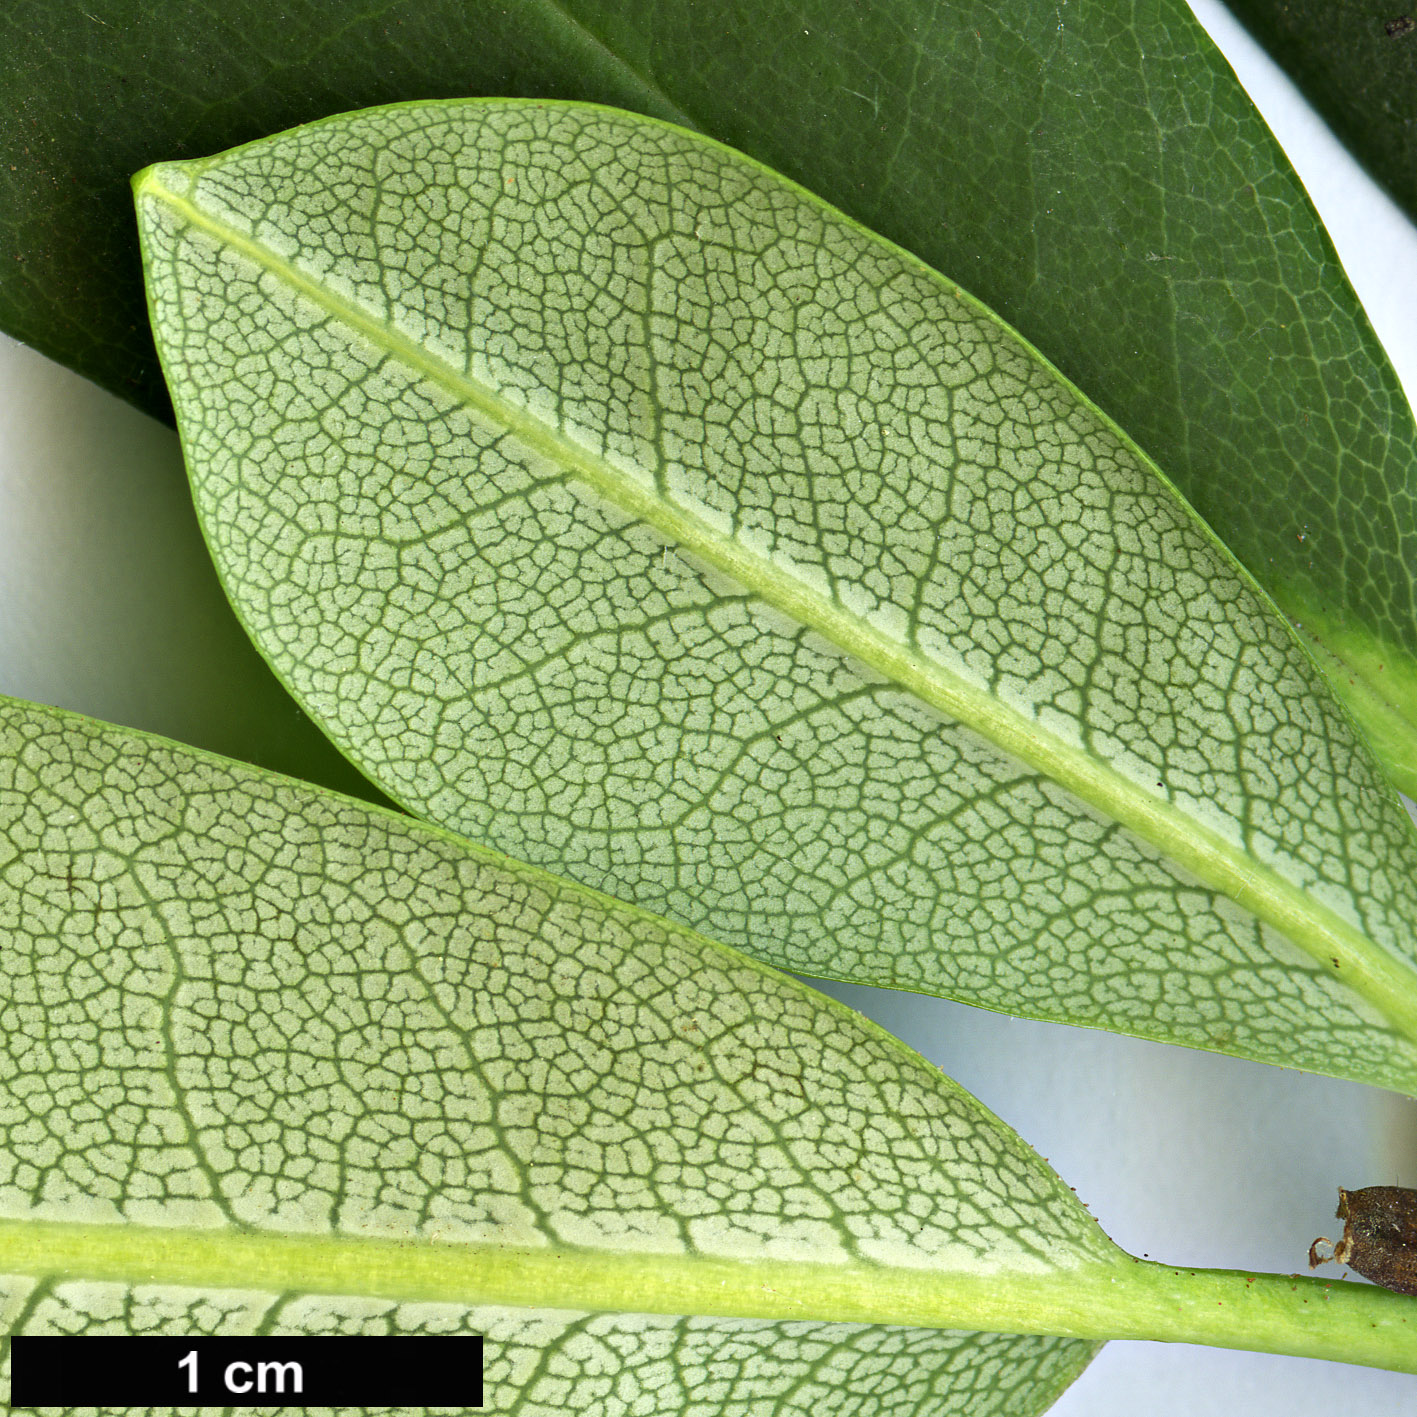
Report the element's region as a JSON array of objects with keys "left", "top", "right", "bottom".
[{"left": 1385, "top": 15, "right": 1416, "bottom": 36}]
